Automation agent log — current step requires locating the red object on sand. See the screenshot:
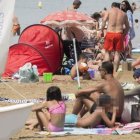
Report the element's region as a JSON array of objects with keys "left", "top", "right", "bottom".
[
  {"left": 3, "top": 24, "right": 63, "bottom": 77},
  {"left": 40, "top": 10, "right": 93, "bottom": 26}
]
